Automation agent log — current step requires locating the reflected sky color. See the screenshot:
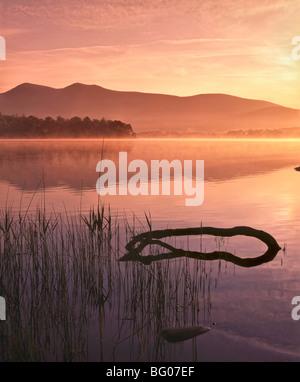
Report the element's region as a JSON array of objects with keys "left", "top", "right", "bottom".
[
  {"left": 0, "top": 139, "right": 300, "bottom": 360},
  {"left": 1, "top": 139, "right": 300, "bottom": 254}
]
